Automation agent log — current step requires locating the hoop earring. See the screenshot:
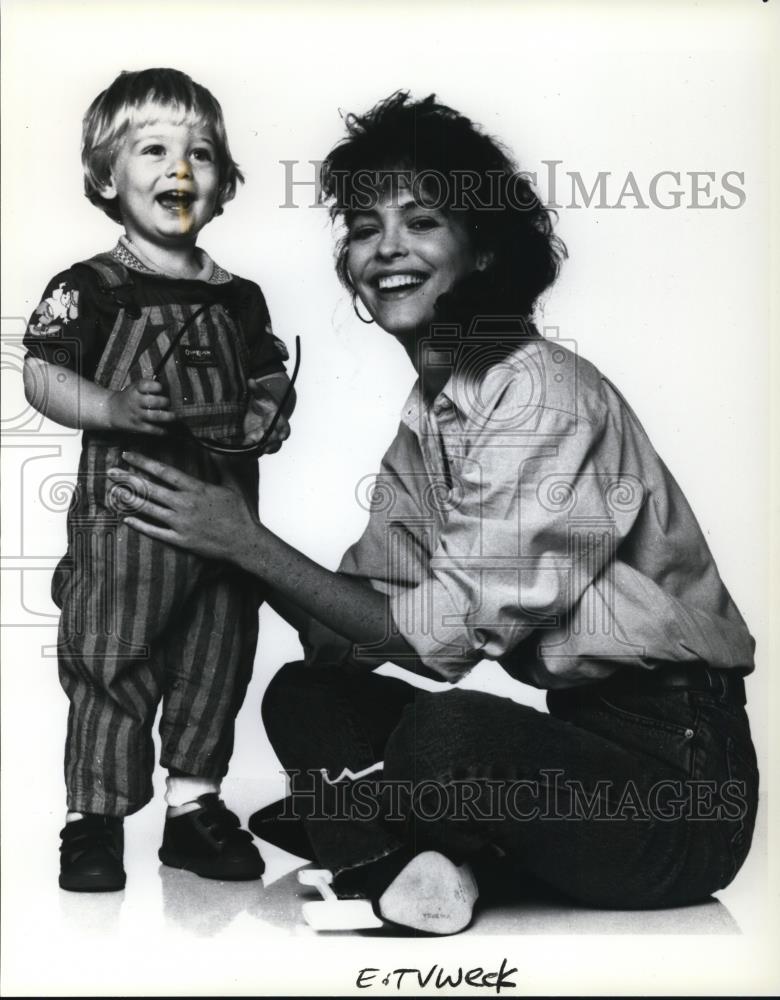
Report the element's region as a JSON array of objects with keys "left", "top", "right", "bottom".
[{"left": 353, "top": 298, "right": 375, "bottom": 325}]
